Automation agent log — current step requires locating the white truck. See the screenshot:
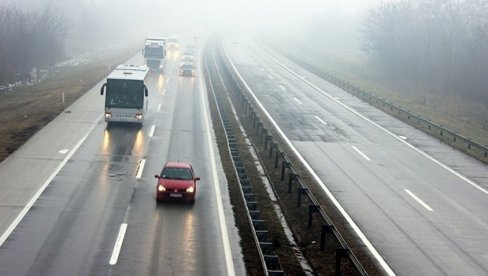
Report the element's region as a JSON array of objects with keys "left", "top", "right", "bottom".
[
  {"left": 100, "top": 65, "right": 149, "bottom": 125},
  {"left": 142, "top": 37, "right": 166, "bottom": 71}
]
